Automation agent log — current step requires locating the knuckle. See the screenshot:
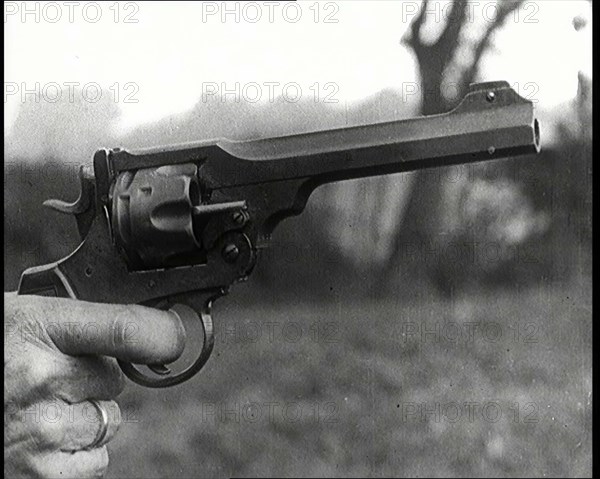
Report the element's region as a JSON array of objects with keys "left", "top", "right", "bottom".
[
  {"left": 110, "top": 307, "right": 140, "bottom": 351},
  {"left": 17, "top": 356, "right": 60, "bottom": 390},
  {"left": 28, "top": 359, "right": 54, "bottom": 384},
  {"left": 109, "top": 315, "right": 126, "bottom": 352},
  {"left": 5, "top": 296, "right": 64, "bottom": 351},
  {"left": 39, "top": 413, "right": 66, "bottom": 448},
  {"left": 7, "top": 304, "right": 41, "bottom": 341}
]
